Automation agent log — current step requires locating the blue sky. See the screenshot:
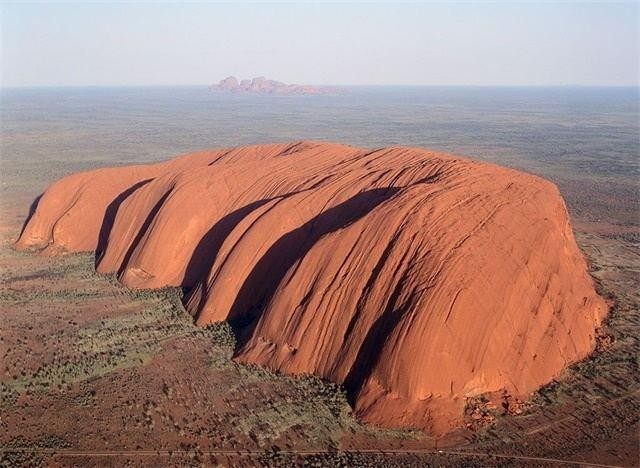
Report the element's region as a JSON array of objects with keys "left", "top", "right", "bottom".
[{"left": 1, "top": 1, "right": 638, "bottom": 87}]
